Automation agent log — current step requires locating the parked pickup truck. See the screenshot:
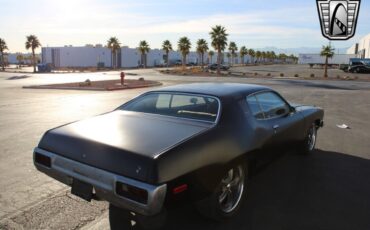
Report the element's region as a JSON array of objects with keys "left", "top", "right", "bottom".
[
  {"left": 347, "top": 58, "right": 370, "bottom": 73},
  {"left": 33, "top": 83, "right": 324, "bottom": 229}
]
